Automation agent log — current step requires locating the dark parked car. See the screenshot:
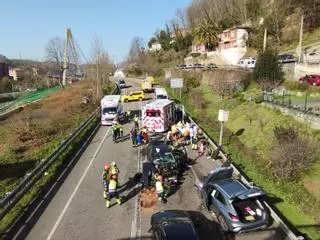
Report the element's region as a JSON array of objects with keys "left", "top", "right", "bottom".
[
  {"left": 193, "top": 63, "right": 205, "bottom": 69},
  {"left": 142, "top": 141, "right": 187, "bottom": 187},
  {"left": 195, "top": 167, "right": 269, "bottom": 233},
  {"left": 206, "top": 63, "right": 217, "bottom": 69},
  {"left": 278, "top": 54, "right": 296, "bottom": 63},
  {"left": 299, "top": 74, "right": 320, "bottom": 86},
  {"left": 150, "top": 210, "right": 199, "bottom": 240}
]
